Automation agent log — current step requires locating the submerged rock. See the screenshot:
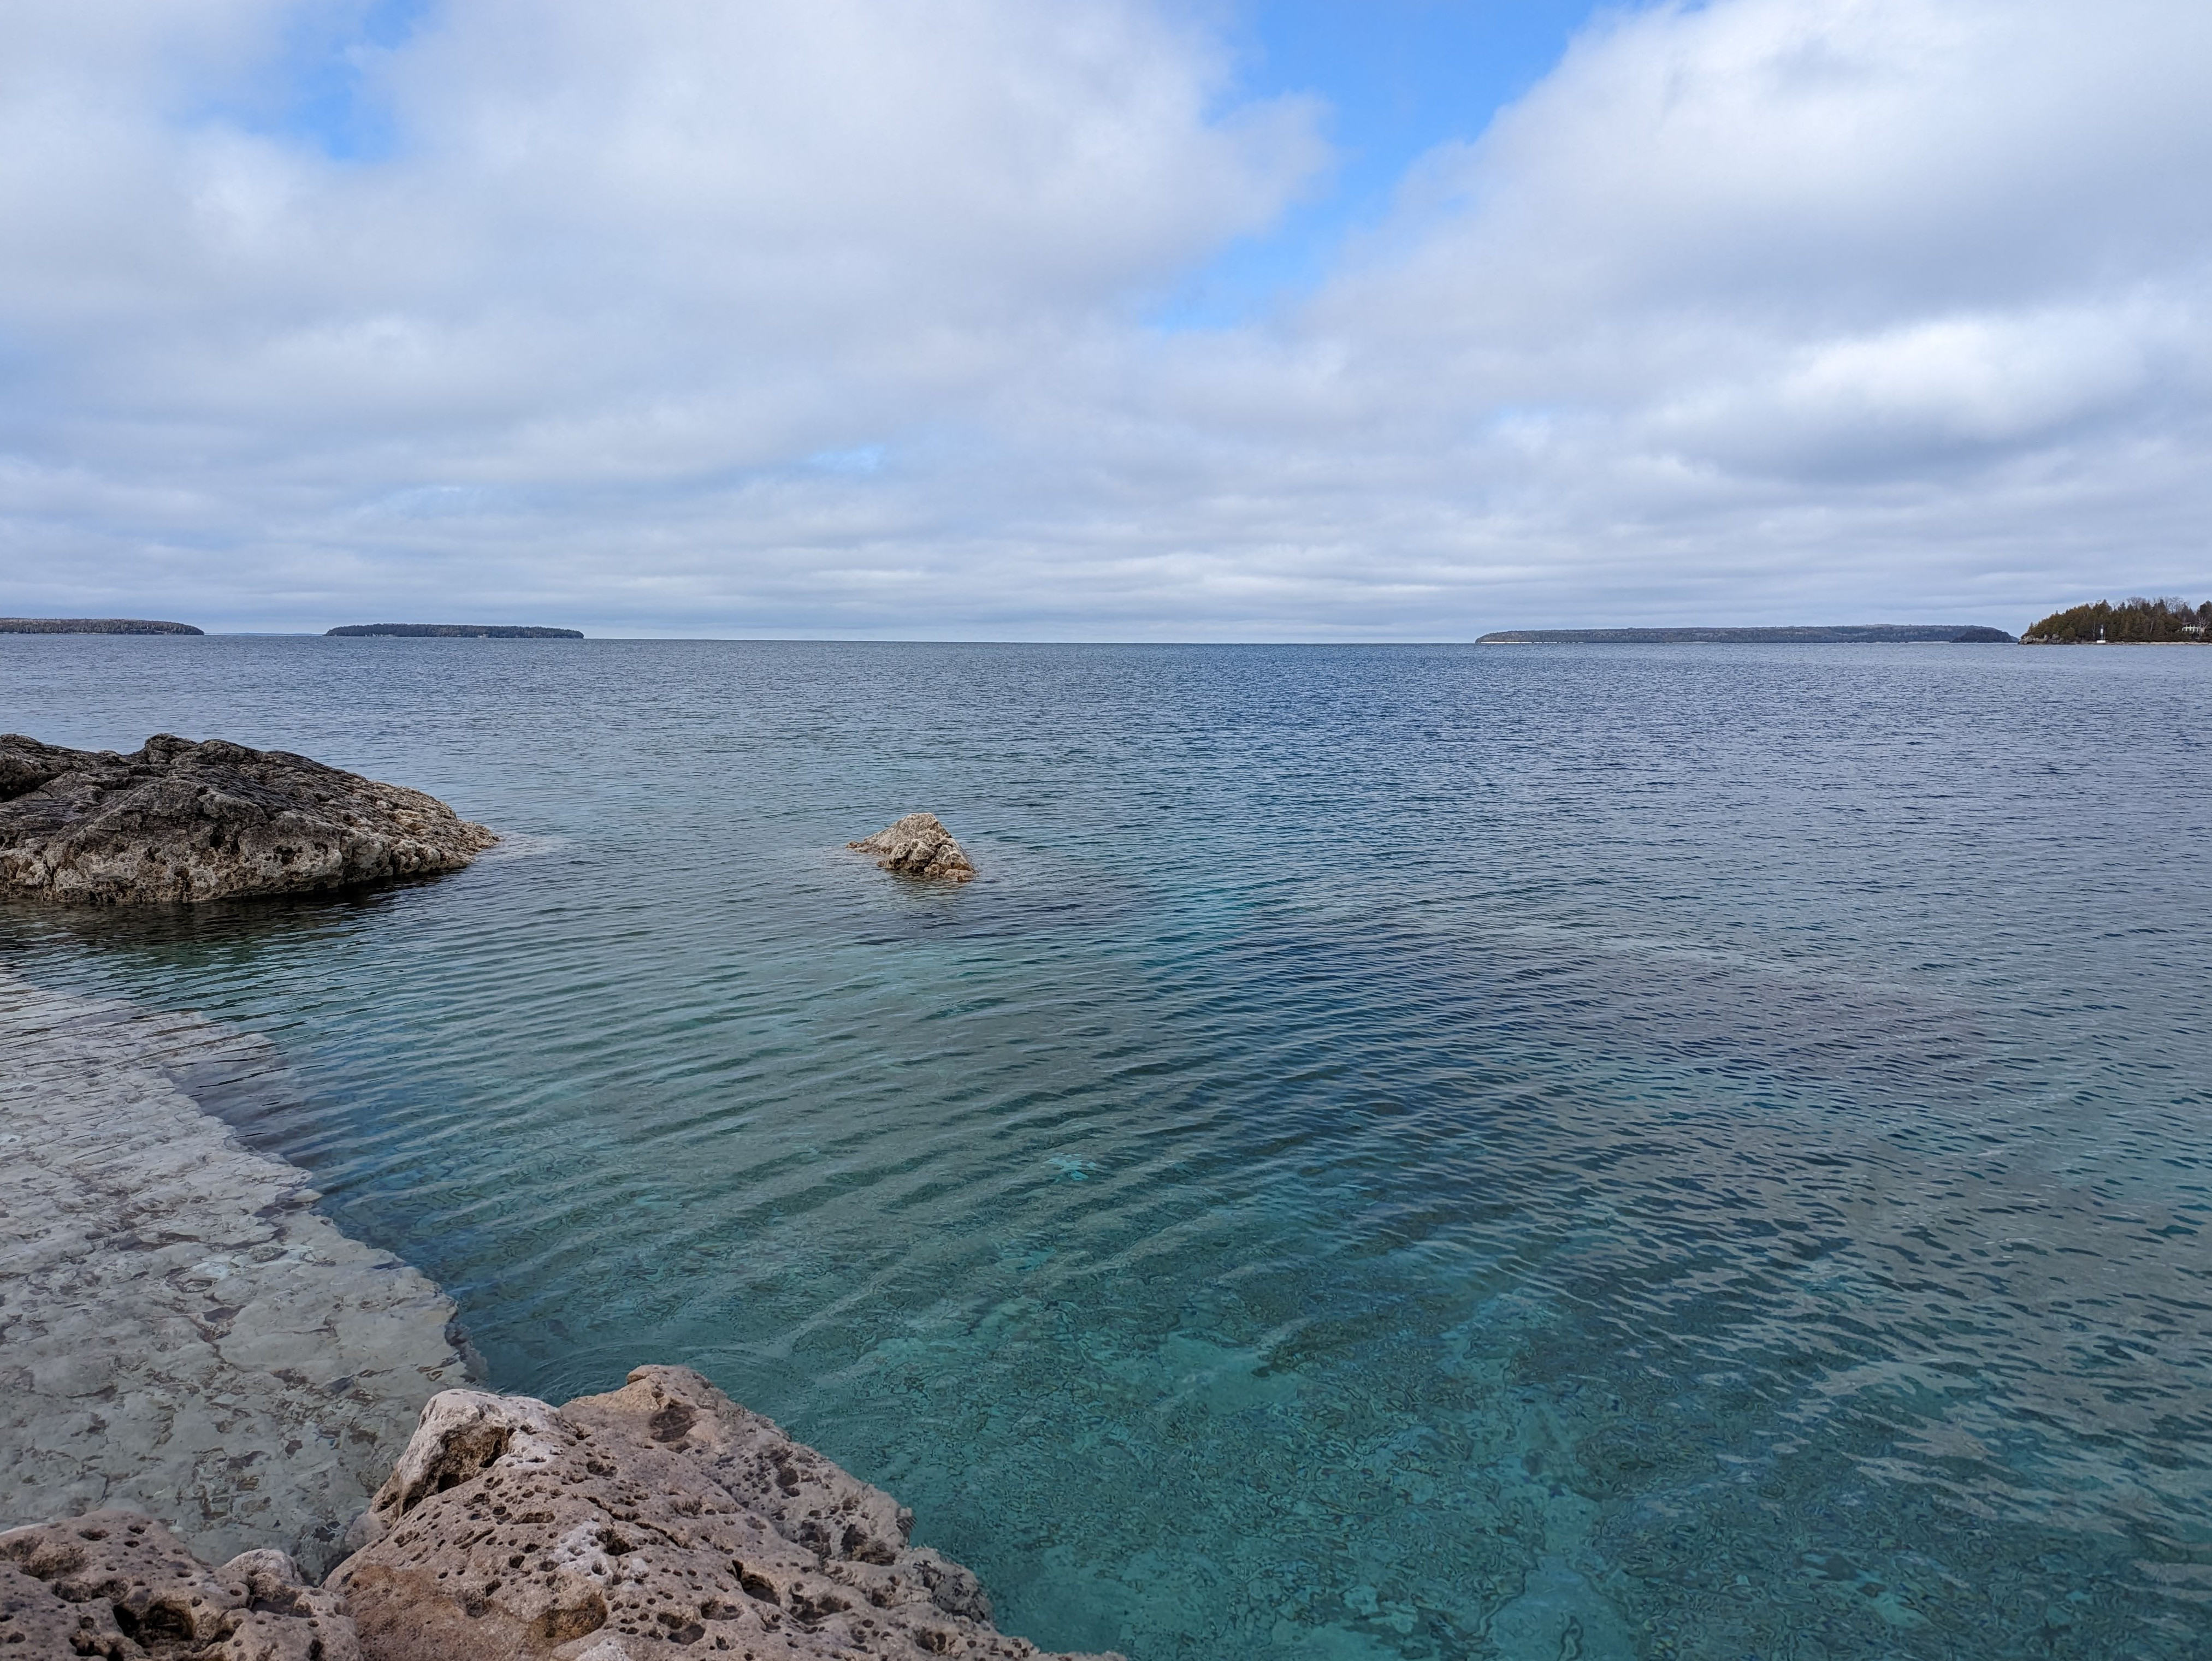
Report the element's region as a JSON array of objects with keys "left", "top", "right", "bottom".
[
  {"left": 0, "top": 733, "right": 495, "bottom": 904},
  {"left": 0, "top": 979, "right": 1107, "bottom": 1658},
  {"left": 848, "top": 812, "right": 975, "bottom": 883},
  {"left": 0, "top": 976, "right": 478, "bottom": 1577}
]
